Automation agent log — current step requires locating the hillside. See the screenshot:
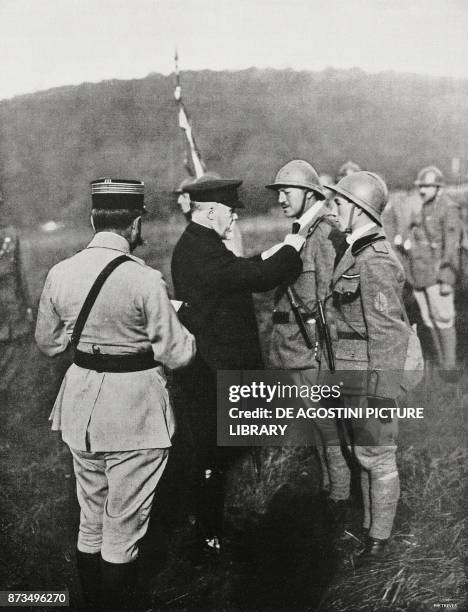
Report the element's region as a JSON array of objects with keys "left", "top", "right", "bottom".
[{"left": 0, "top": 68, "right": 467, "bottom": 226}]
